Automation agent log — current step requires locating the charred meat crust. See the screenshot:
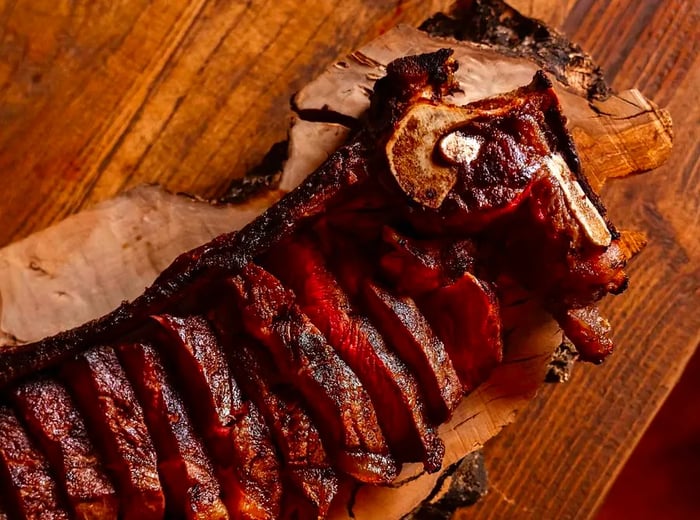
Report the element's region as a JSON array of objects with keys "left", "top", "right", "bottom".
[
  {"left": 152, "top": 314, "right": 282, "bottom": 519},
  {"left": 0, "top": 405, "right": 70, "bottom": 519},
  {"left": 61, "top": 346, "right": 165, "bottom": 520},
  {"left": 0, "top": 49, "right": 620, "bottom": 385},
  {"left": 362, "top": 281, "right": 463, "bottom": 424},
  {"left": 115, "top": 341, "right": 229, "bottom": 520},
  {"left": 263, "top": 236, "right": 445, "bottom": 472},
  {"left": 228, "top": 264, "right": 397, "bottom": 484},
  {"left": 368, "top": 48, "right": 461, "bottom": 135},
  {"left": 0, "top": 46, "right": 636, "bottom": 518},
  {"left": 0, "top": 141, "right": 369, "bottom": 388},
  {"left": 206, "top": 323, "right": 338, "bottom": 520},
  {"left": 12, "top": 378, "right": 119, "bottom": 519}
]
